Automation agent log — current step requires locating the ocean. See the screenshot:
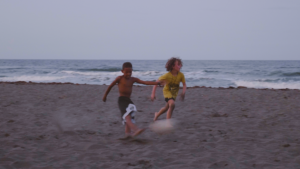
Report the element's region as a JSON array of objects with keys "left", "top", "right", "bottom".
[{"left": 0, "top": 60, "right": 300, "bottom": 89}]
